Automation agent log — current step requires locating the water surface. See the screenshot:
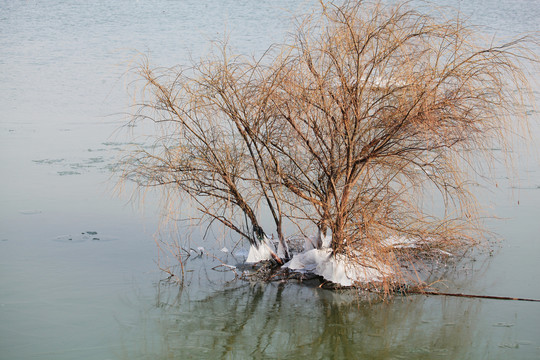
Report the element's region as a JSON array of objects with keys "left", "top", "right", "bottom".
[{"left": 1, "top": 1, "right": 539, "bottom": 359}]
